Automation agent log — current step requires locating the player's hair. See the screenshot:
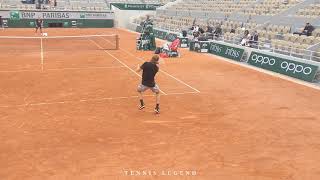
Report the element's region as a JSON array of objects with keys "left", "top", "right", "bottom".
[{"left": 151, "top": 55, "right": 159, "bottom": 64}]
